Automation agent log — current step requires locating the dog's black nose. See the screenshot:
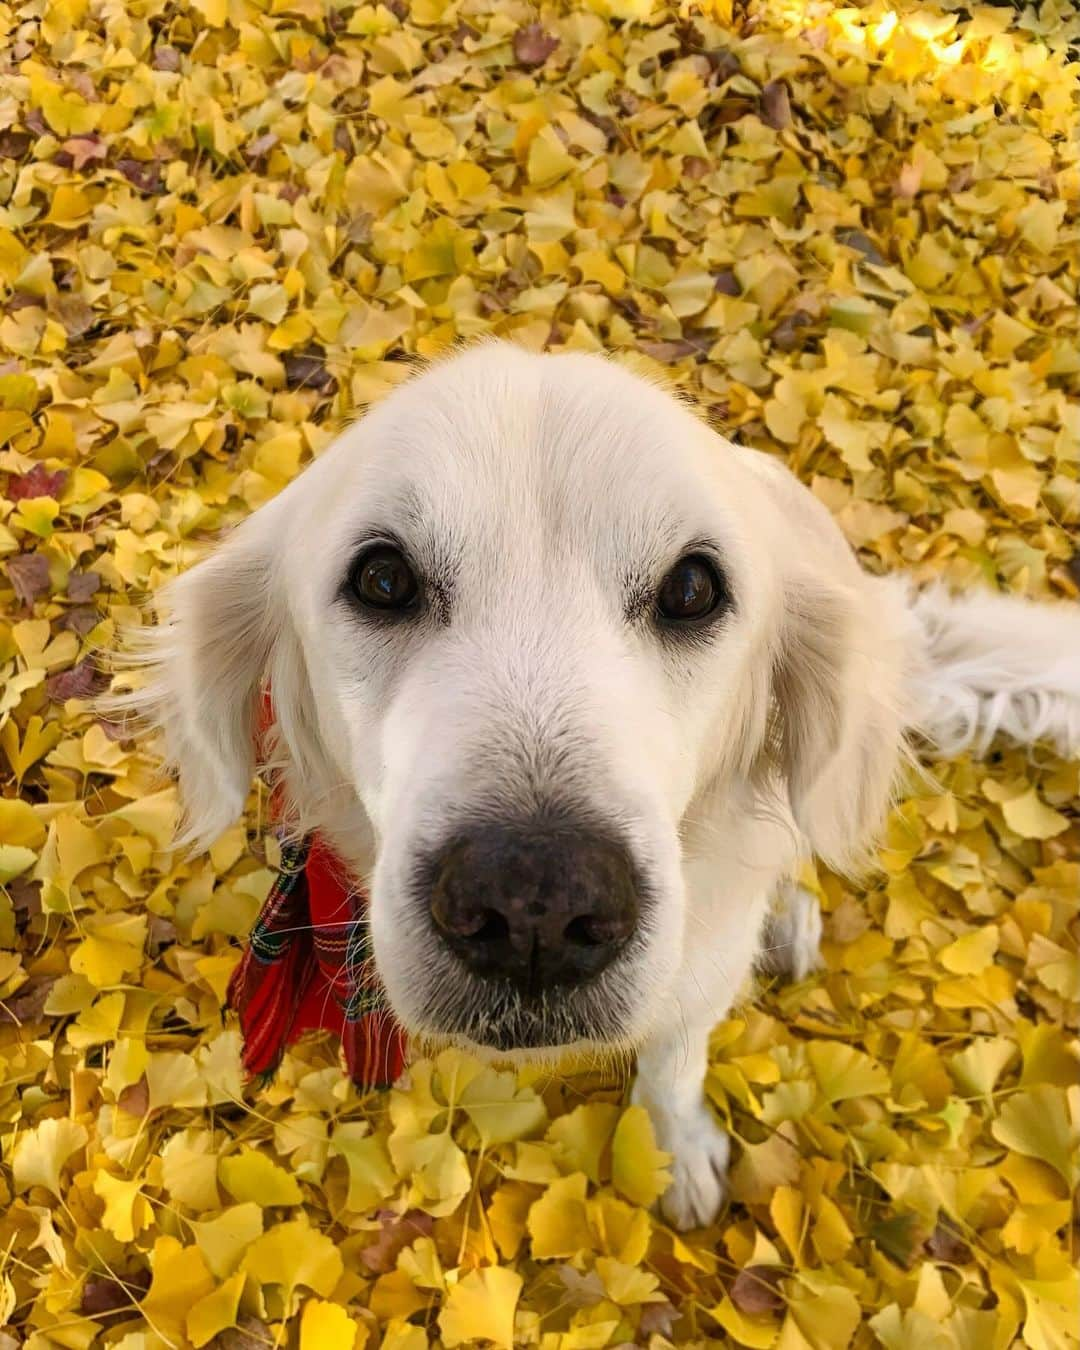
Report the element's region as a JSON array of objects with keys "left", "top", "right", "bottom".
[{"left": 428, "top": 823, "right": 640, "bottom": 992}]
